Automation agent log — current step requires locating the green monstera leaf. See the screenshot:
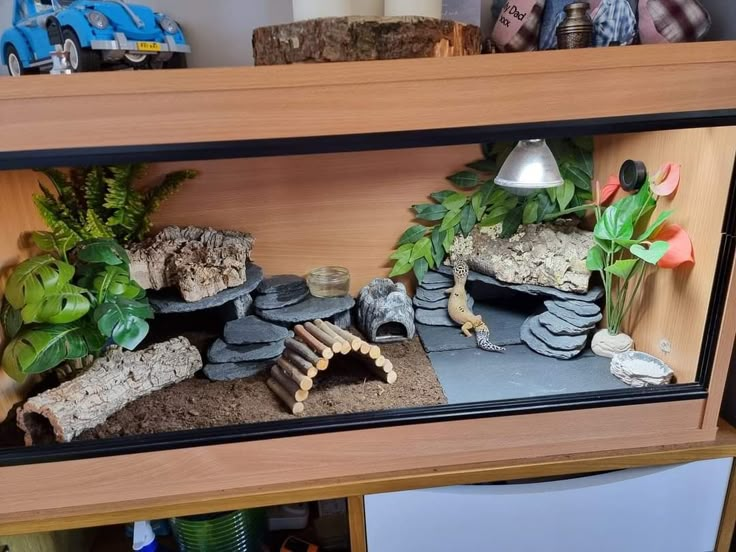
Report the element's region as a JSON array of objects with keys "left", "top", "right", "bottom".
[
  {"left": 20, "top": 284, "right": 90, "bottom": 325},
  {"left": 76, "top": 239, "right": 130, "bottom": 267},
  {"left": 90, "top": 265, "right": 145, "bottom": 302},
  {"left": 2, "top": 321, "right": 105, "bottom": 381},
  {"left": 0, "top": 300, "right": 22, "bottom": 341},
  {"left": 4, "top": 255, "right": 74, "bottom": 310},
  {"left": 93, "top": 297, "right": 153, "bottom": 350}
]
